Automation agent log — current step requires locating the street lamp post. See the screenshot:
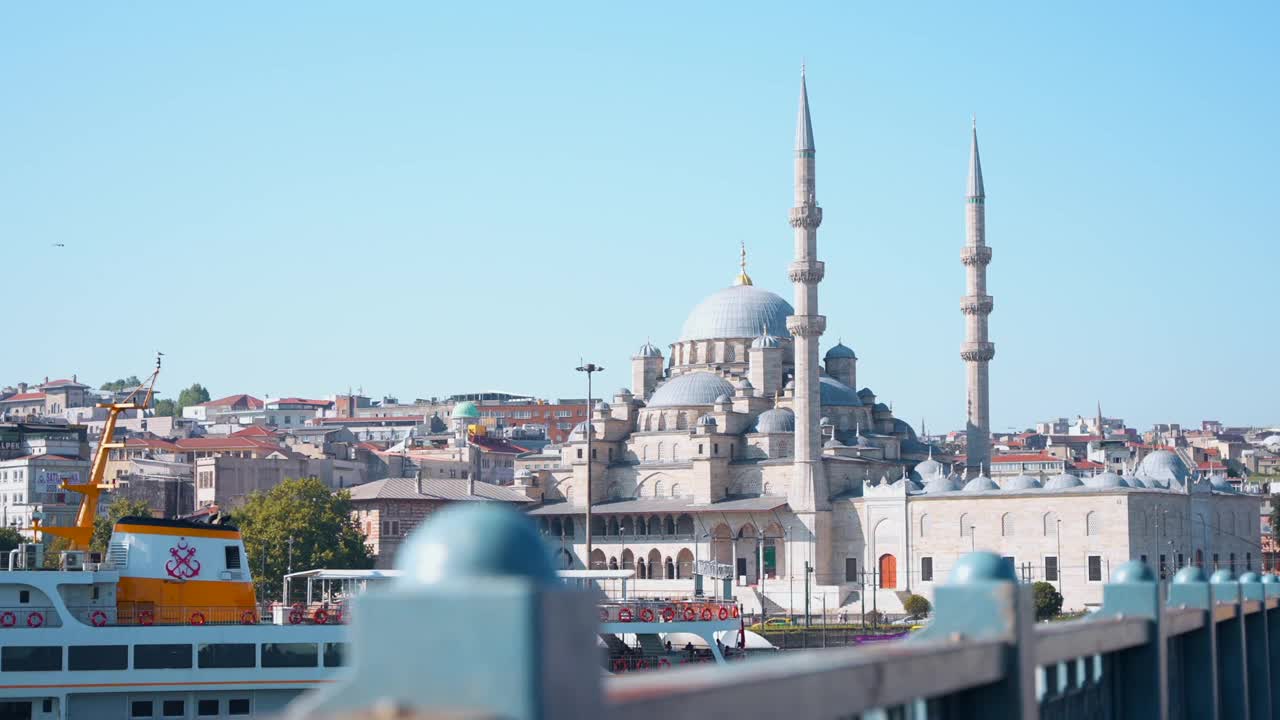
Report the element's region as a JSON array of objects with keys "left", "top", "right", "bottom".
[
  {"left": 576, "top": 362, "right": 603, "bottom": 566},
  {"left": 969, "top": 525, "right": 976, "bottom": 553}
]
